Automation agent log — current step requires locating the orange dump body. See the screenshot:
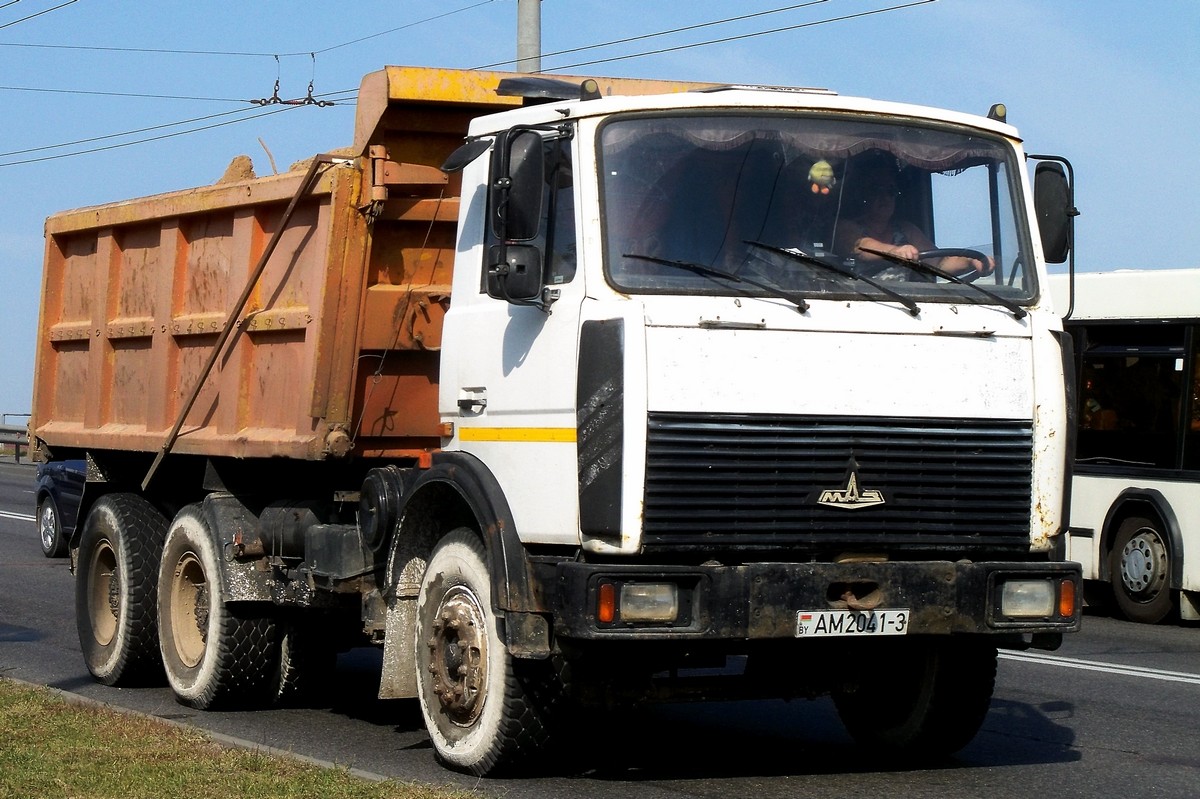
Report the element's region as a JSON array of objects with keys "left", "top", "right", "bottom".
[{"left": 29, "top": 66, "right": 712, "bottom": 464}]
